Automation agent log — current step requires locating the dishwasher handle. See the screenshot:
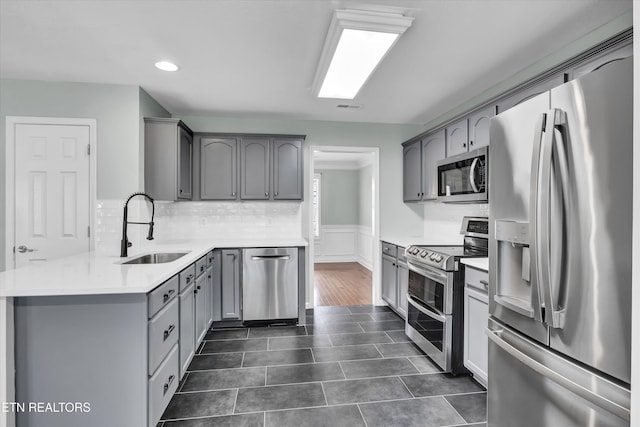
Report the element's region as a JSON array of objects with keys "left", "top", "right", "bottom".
[{"left": 251, "top": 255, "right": 291, "bottom": 261}]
